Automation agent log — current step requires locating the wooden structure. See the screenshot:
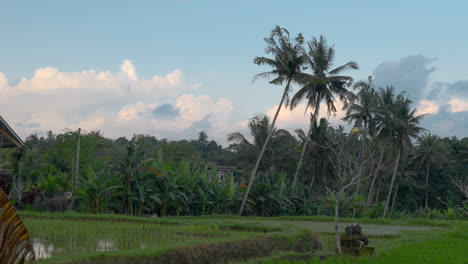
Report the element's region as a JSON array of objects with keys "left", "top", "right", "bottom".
[
  {"left": 0, "top": 115, "right": 24, "bottom": 149},
  {"left": 0, "top": 115, "right": 24, "bottom": 177}
]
